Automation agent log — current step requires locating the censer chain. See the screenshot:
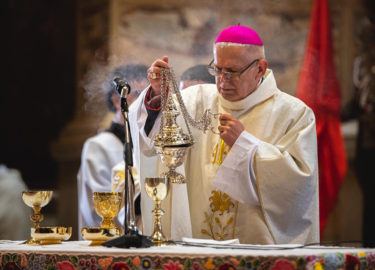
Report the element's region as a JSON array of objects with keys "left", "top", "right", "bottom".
[{"left": 159, "top": 67, "right": 216, "bottom": 135}]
